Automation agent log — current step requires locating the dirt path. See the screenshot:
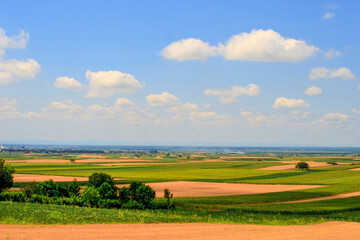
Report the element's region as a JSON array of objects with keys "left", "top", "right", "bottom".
[
  {"left": 1, "top": 222, "right": 360, "bottom": 240},
  {"left": 283, "top": 191, "right": 360, "bottom": 203},
  {"left": 117, "top": 181, "right": 323, "bottom": 197}
]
